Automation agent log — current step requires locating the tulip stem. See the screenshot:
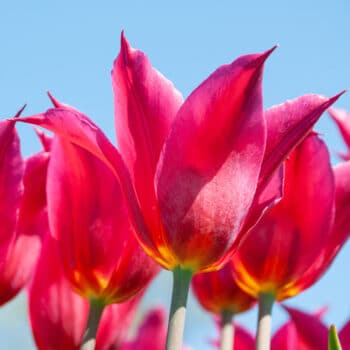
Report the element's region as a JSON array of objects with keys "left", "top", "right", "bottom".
[
  {"left": 220, "top": 310, "right": 234, "bottom": 350},
  {"left": 80, "top": 299, "right": 105, "bottom": 350},
  {"left": 256, "top": 292, "right": 275, "bottom": 350},
  {"left": 166, "top": 266, "right": 193, "bottom": 350}
]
